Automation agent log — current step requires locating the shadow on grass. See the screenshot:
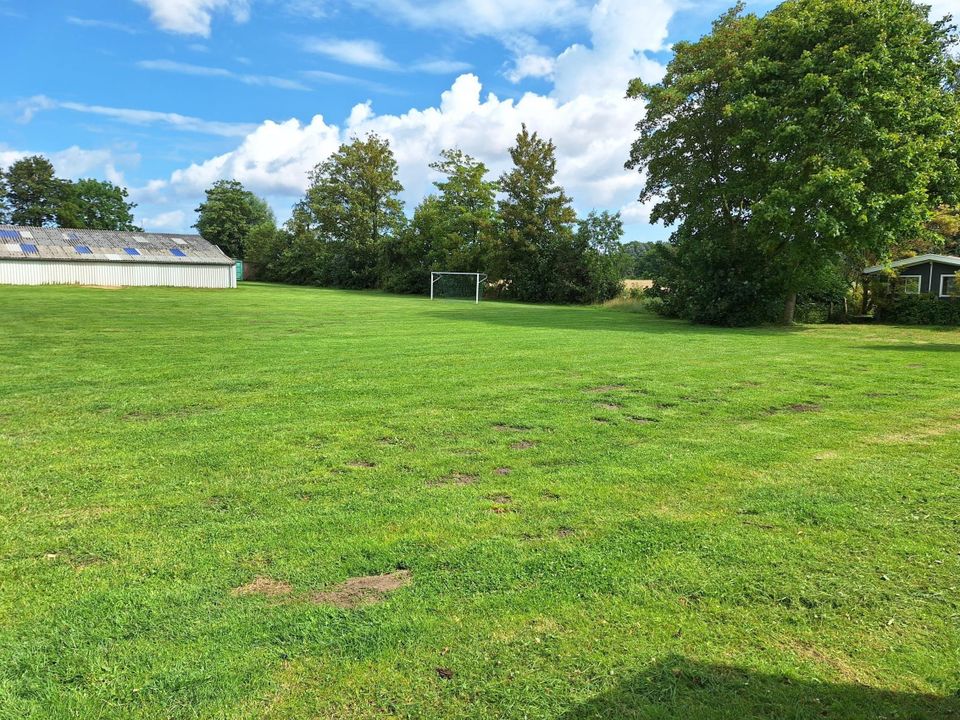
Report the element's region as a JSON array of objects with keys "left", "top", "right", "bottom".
[
  {"left": 560, "top": 657, "right": 959, "bottom": 720},
  {"left": 862, "top": 343, "right": 960, "bottom": 352},
  {"left": 426, "top": 303, "right": 814, "bottom": 336}
]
